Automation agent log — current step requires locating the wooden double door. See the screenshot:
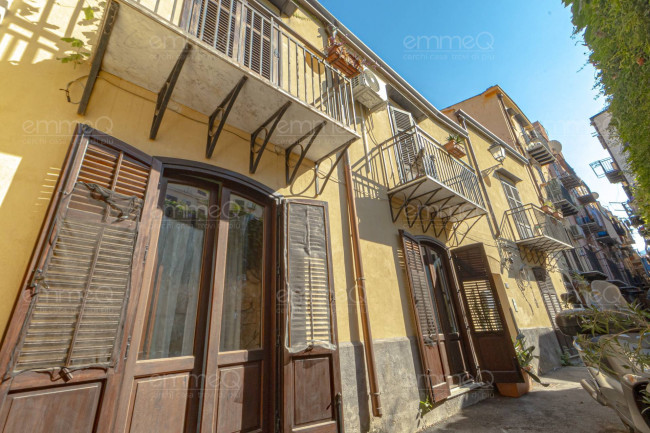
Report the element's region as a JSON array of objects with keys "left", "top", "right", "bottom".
[{"left": 0, "top": 127, "right": 343, "bottom": 433}]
